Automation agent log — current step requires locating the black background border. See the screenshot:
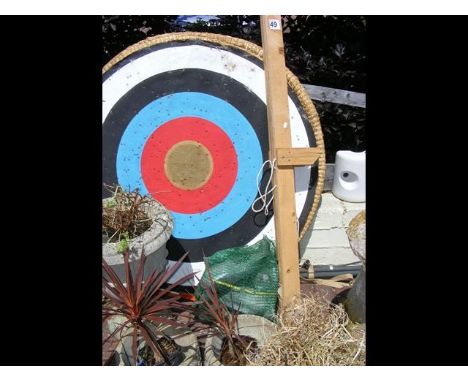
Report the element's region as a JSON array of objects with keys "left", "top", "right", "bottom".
[{"left": 1, "top": 15, "right": 467, "bottom": 366}]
